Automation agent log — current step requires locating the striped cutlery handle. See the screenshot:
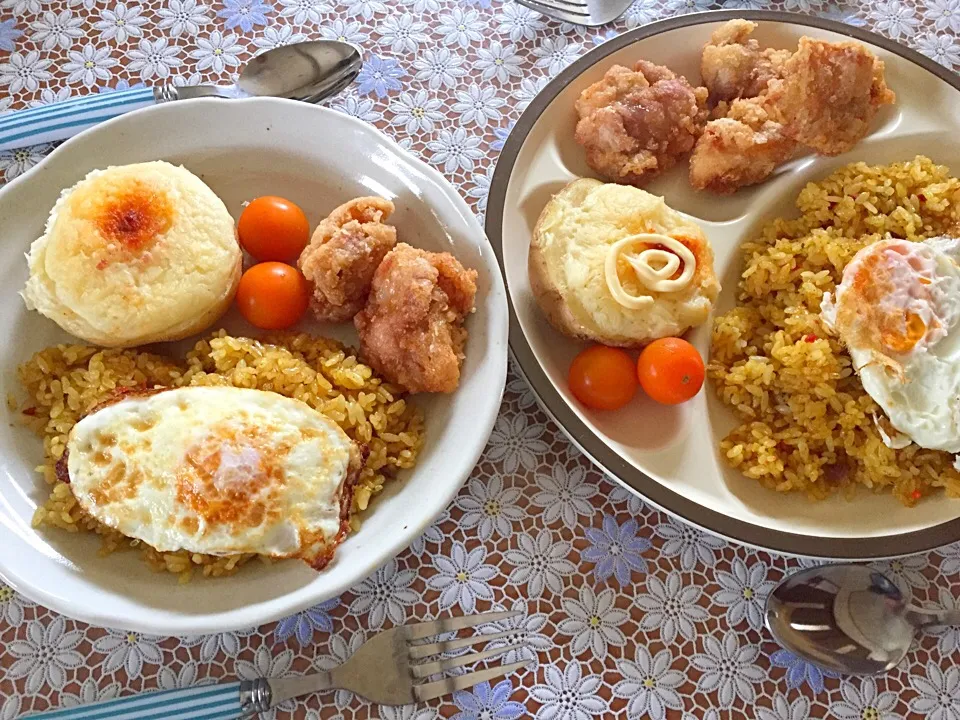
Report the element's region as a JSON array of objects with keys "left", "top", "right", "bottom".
[
  {"left": 26, "top": 681, "right": 245, "bottom": 720},
  {"left": 0, "top": 87, "right": 159, "bottom": 152}
]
